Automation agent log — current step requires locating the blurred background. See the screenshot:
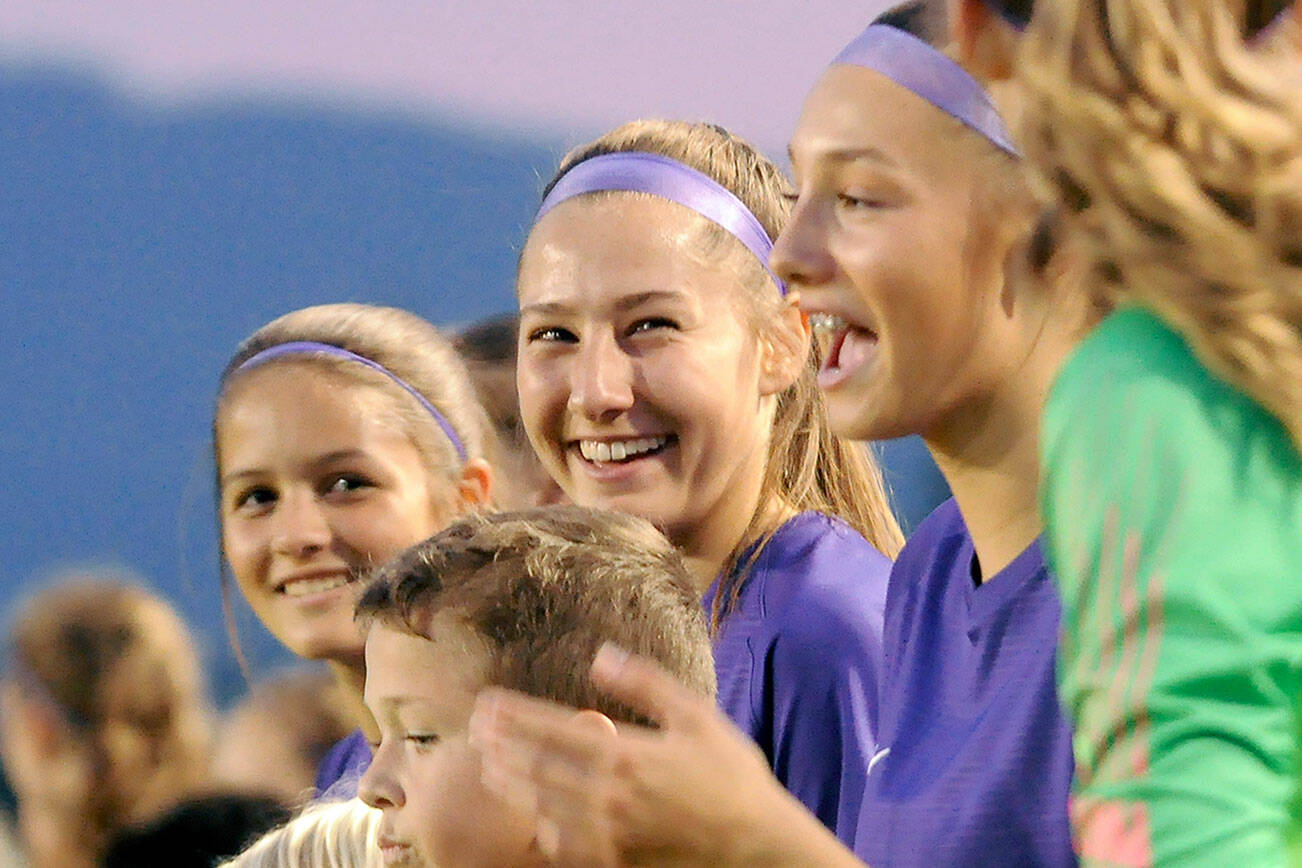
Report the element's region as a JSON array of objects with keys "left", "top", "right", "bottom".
[{"left": 0, "top": 0, "right": 946, "bottom": 704}]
